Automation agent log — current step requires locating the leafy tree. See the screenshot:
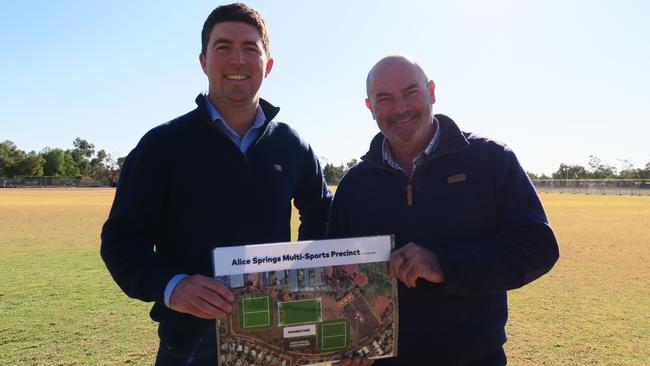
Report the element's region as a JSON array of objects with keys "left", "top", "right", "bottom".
[
  {"left": 71, "top": 137, "right": 95, "bottom": 176},
  {"left": 0, "top": 141, "right": 46, "bottom": 177},
  {"left": 552, "top": 163, "right": 588, "bottom": 179},
  {"left": 117, "top": 156, "right": 126, "bottom": 170},
  {"left": 323, "top": 163, "right": 345, "bottom": 185},
  {"left": 322, "top": 158, "right": 361, "bottom": 185},
  {"left": 41, "top": 148, "right": 66, "bottom": 176},
  {"left": 1, "top": 140, "right": 26, "bottom": 177},
  {"left": 90, "top": 149, "right": 108, "bottom": 179},
  {"left": 16, "top": 151, "right": 45, "bottom": 176},
  {"left": 345, "top": 158, "right": 359, "bottom": 170},
  {"left": 588, "top": 155, "right": 617, "bottom": 179},
  {"left": 102, "top": 153, "right": 122, "bottom": 186},
  {"left": 63, "top": 151, "right": 80, "bottom": 176}
]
